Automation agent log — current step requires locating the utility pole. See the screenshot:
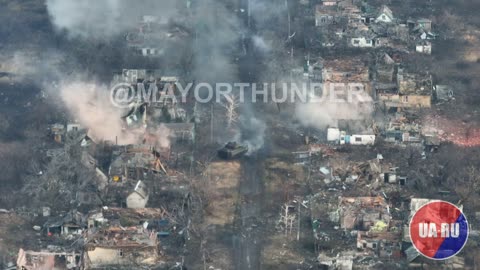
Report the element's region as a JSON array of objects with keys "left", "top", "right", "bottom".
[
  {"left": 284, "top": 204, "right": 289, "bottom": 236},
  {"left": 247, "top": 0, "right": 251, "bottom": 29},
  {"left": 286, "top": 0, "right": 291, "bottom": 38},
  {"left": 210, "top": 103, "right": 214, "bottom": 143},
  {"left": 297, "top": 198, "right": 301, "bottom": 241}
]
